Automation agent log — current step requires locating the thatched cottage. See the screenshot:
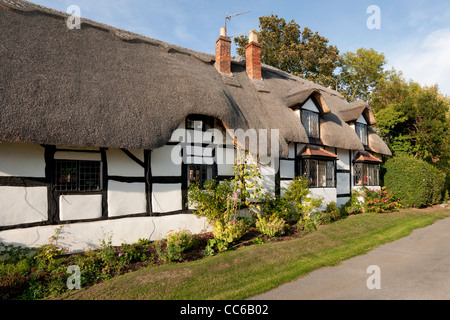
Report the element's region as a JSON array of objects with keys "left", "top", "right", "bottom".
[{"left": 0, "top": 0, "right": 391, "bottom": 251}]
